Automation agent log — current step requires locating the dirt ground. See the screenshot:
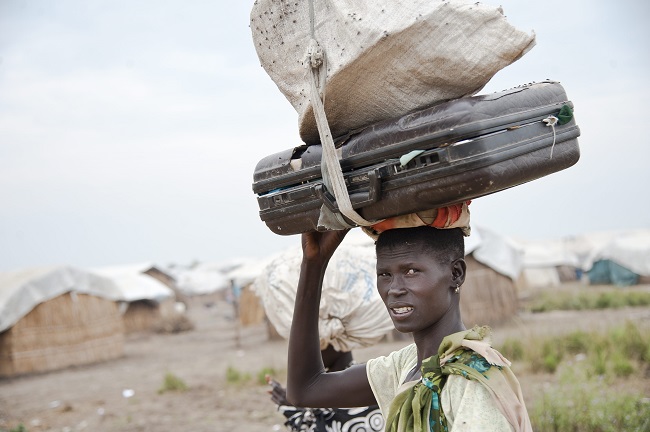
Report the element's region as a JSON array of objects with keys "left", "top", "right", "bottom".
[{"left": 1, "top": 289, "right": 650, "bottom": 432}]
